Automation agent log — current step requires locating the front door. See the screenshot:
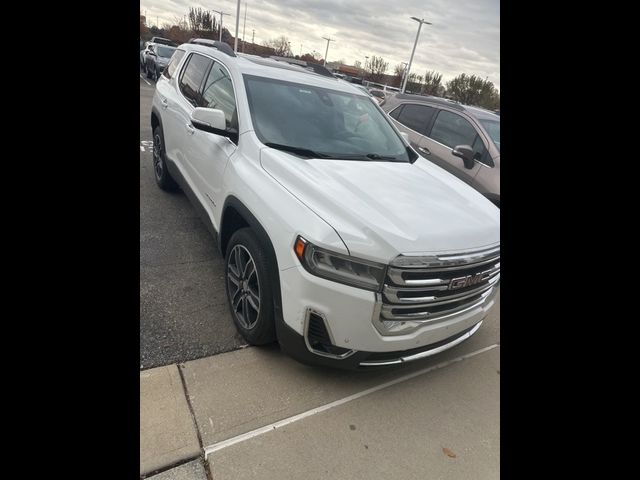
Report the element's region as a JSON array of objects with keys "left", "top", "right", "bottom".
[{"left": 420, "top": 109, "right": 485, "bottom": 187}]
